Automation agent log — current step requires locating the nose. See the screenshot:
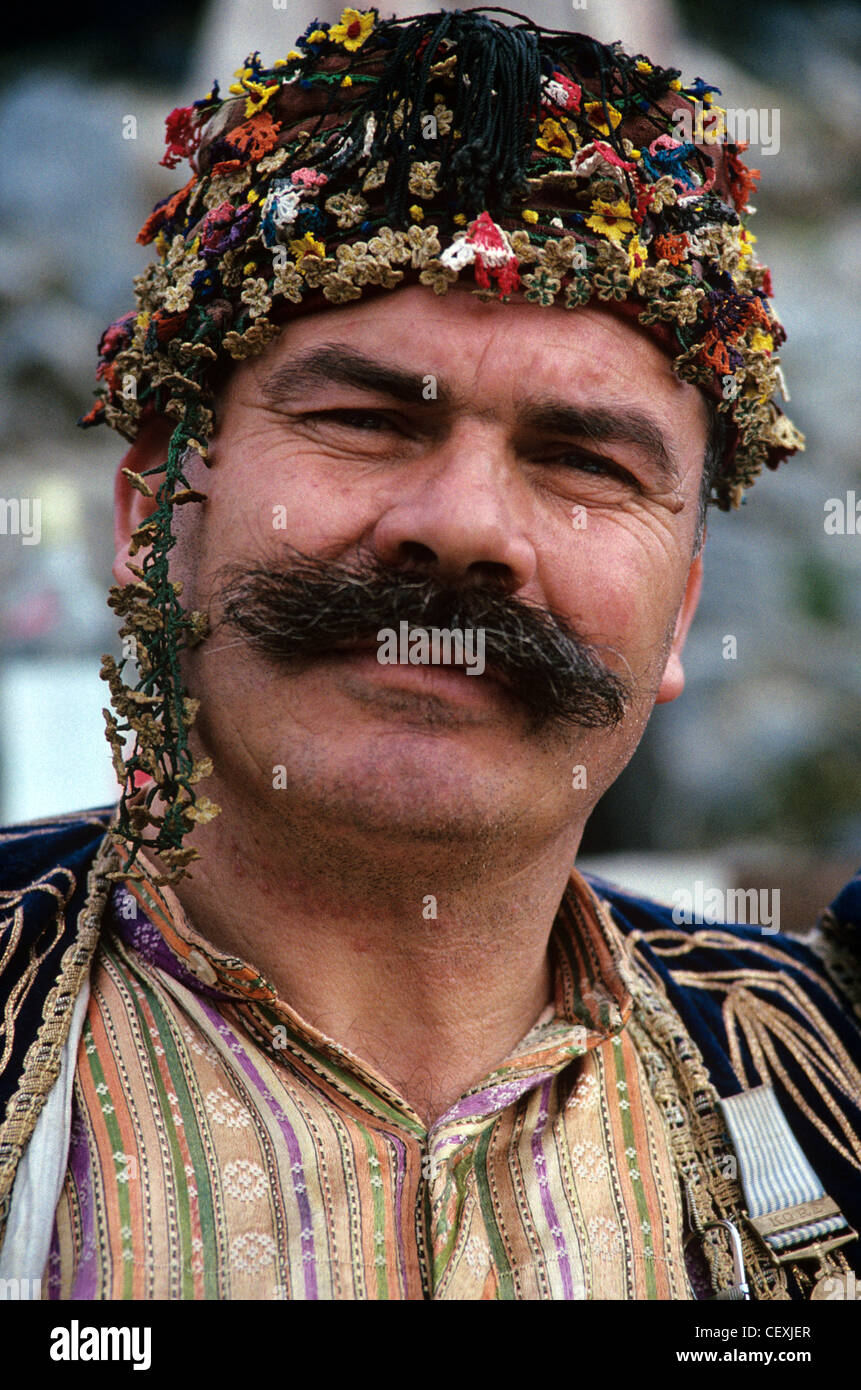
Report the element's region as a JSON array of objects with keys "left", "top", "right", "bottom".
[{"left": 370, "top": 424, "right": 538, "bottom": 593}]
